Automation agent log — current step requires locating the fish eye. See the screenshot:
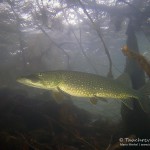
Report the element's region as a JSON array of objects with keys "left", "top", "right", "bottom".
[{"left": 38, "top": 73, "right": 43, "bottom": 77}]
